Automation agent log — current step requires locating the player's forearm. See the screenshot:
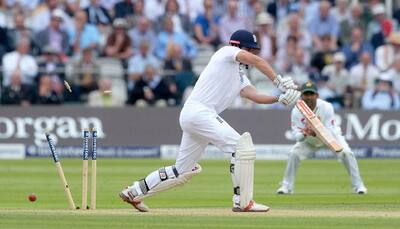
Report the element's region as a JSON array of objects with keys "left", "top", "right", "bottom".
[
  {"left": 252, "top": 58, "right": 277, "bottom": 82},
  {"left": 247, "top": 93, "right": 278, "bottom": 104}
]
